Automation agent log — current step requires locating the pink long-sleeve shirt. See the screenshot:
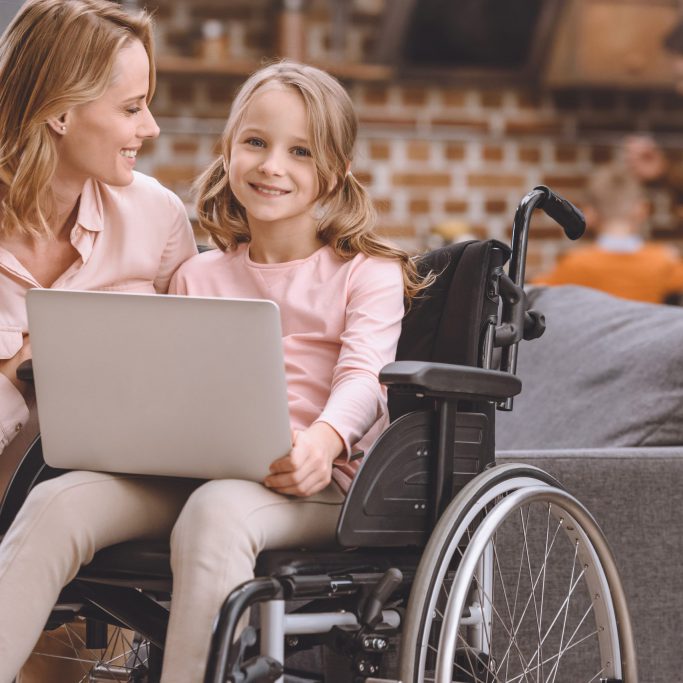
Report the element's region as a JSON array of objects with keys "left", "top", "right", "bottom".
[
  {"left": 0, "top": 171, "right": 197, "bottom": 454},
  {"left": 169, "top": 243, "right": 404, "bottom": 491}
]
